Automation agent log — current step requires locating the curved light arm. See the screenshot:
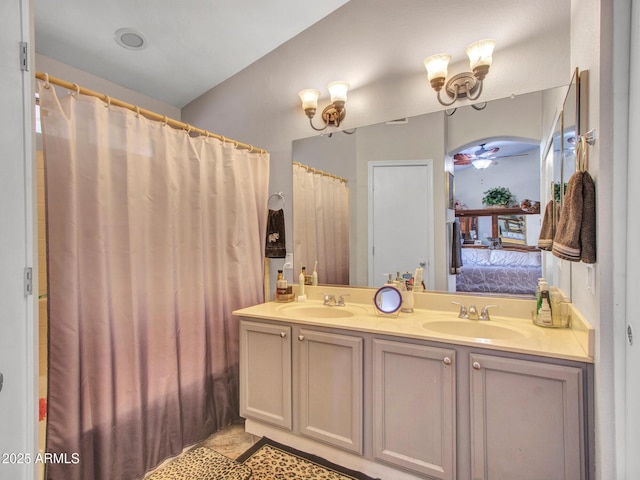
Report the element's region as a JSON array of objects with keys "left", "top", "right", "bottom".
[
  {"left": 436, "top": 86, "right": 460, "bottom": 107},
  {"left": 466, "top": 79, "right": 484, "bottom": 101},
  {"left": 309, "top": 117, "right": 329, "bottom": 132}
]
